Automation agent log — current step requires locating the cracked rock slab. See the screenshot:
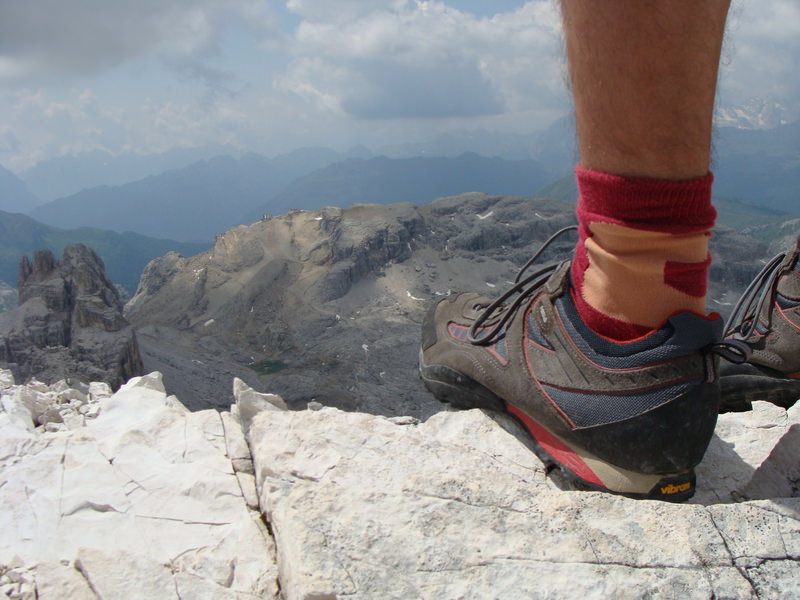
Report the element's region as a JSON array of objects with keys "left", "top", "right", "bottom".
[
  {"left": 249, "top": 404, "right": 800, "bottom": 600},
  {"left": 0, "top": 371, "right": 278, "bottom": 600}
]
